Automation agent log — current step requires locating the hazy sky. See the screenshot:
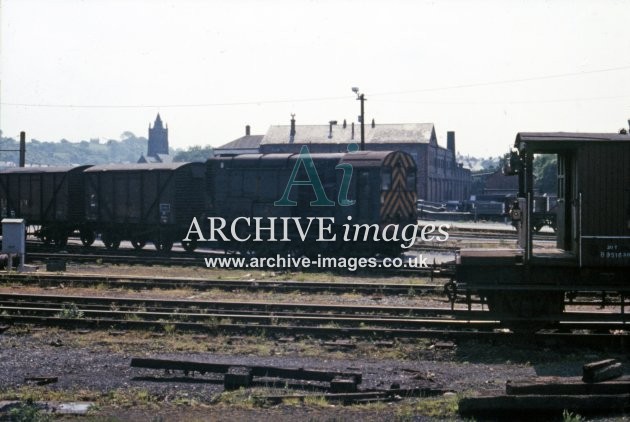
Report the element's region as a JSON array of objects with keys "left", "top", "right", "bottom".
[{"left": 2, "top": 0, "right": 630, "bottom": 157}]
